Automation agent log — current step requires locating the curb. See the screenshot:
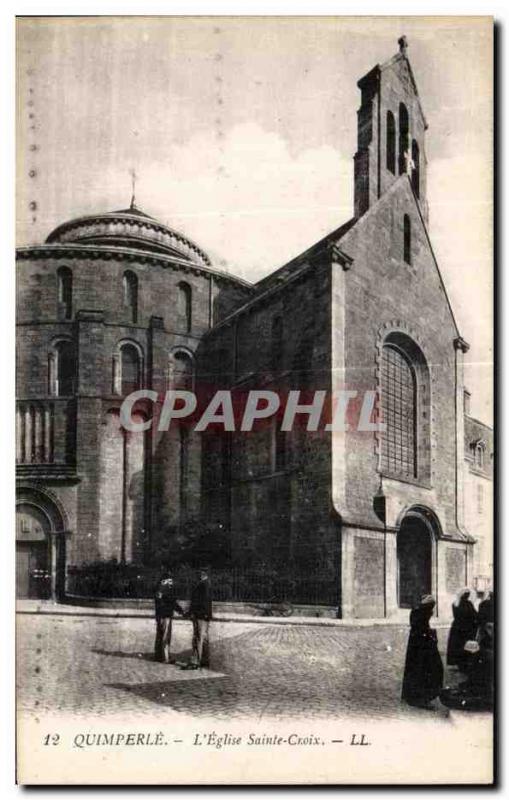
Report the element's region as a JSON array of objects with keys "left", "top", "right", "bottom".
[{"left": 15, "top": 605, "right": 451, "bottom": 629}]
